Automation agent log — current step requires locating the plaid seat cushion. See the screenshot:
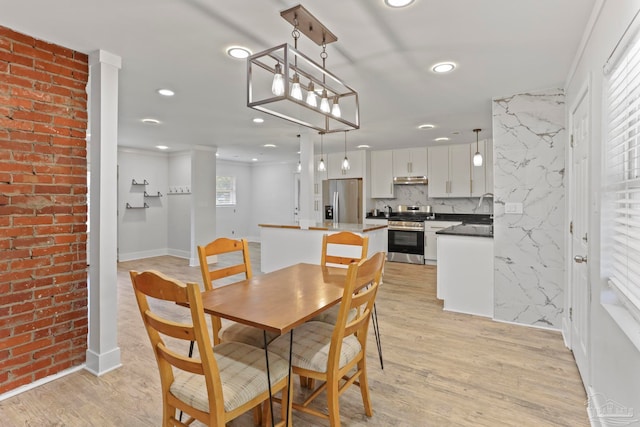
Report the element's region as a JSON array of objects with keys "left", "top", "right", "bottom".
[
  {"left": 170, "top": 341, "right": 288, "bottom": 413},
  {"left": 268, "top": 321, "right": 361, "bottom": 373},
  {"left": 311, "top": 305, "right": 357, "bottom": 325},
  {"left": 220, "top": 323, "right": 279, "bottom": 349}
]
